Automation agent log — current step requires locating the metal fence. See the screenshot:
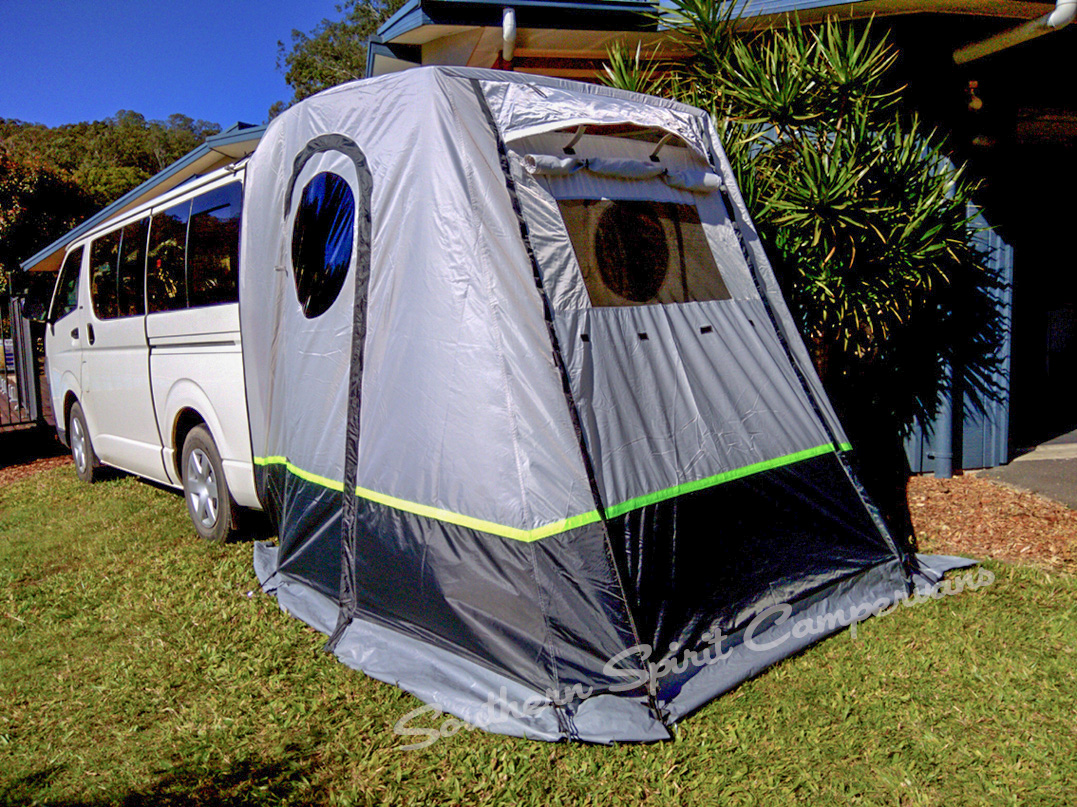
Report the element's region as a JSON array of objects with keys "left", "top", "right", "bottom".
[{"left": 1, "top": 294, "right": 44, "bottom": 432}]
